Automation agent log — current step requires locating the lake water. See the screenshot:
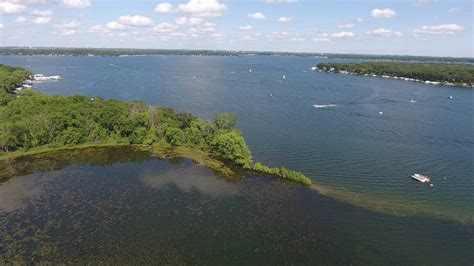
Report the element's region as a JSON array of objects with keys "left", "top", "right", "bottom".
[{"left": 0, "top": 55, "right": 473, "bottom": 263}]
